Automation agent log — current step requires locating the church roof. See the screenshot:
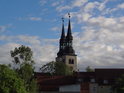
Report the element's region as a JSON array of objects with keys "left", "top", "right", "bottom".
[
  {"left": 60, "top": 18, "right": 65, "bottom": 41},
  {"left": 66, "top": 18, "right": 73, "bottom": 40}
]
